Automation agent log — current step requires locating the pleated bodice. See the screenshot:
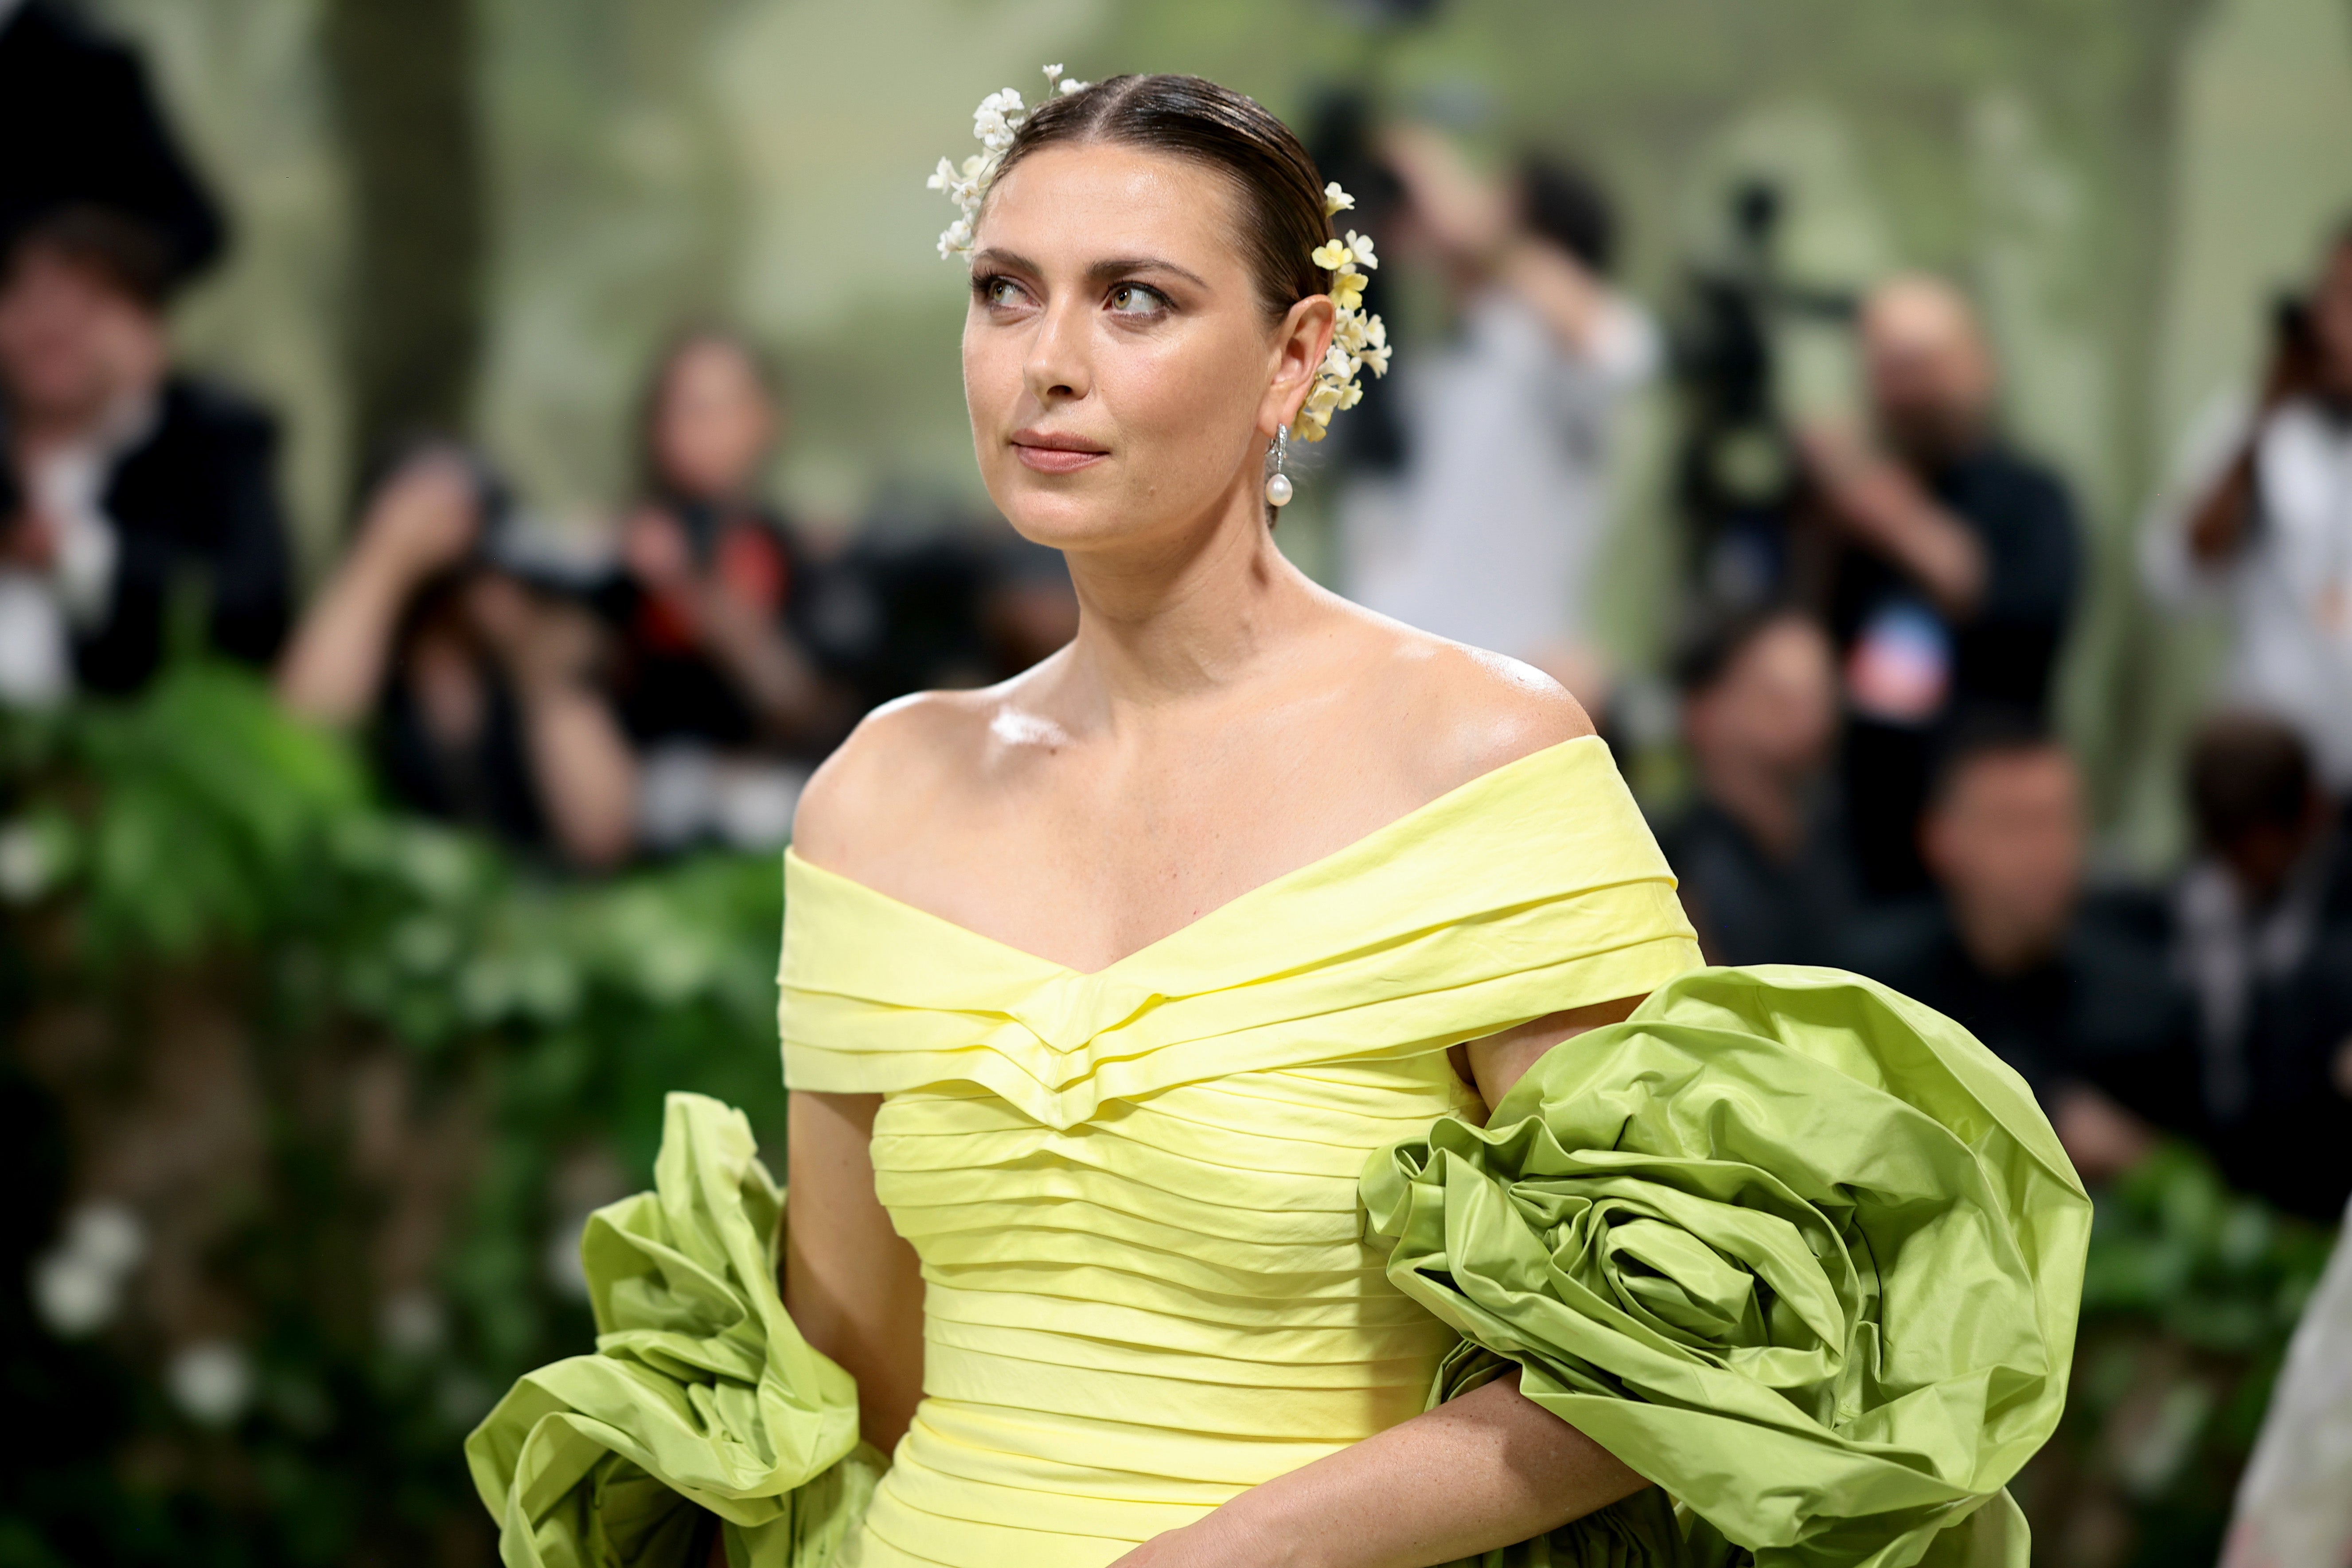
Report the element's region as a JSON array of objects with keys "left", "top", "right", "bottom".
[{"left": 778, "top": 737, "right": 1701, "bottom": 1568}]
